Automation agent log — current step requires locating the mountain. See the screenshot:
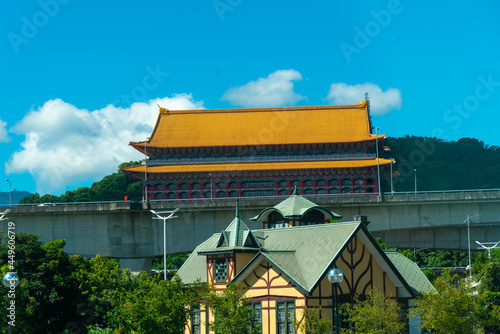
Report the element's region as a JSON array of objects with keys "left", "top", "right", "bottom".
[{"left": 0, "top": 190, "right": 32, "bottom": 206}]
